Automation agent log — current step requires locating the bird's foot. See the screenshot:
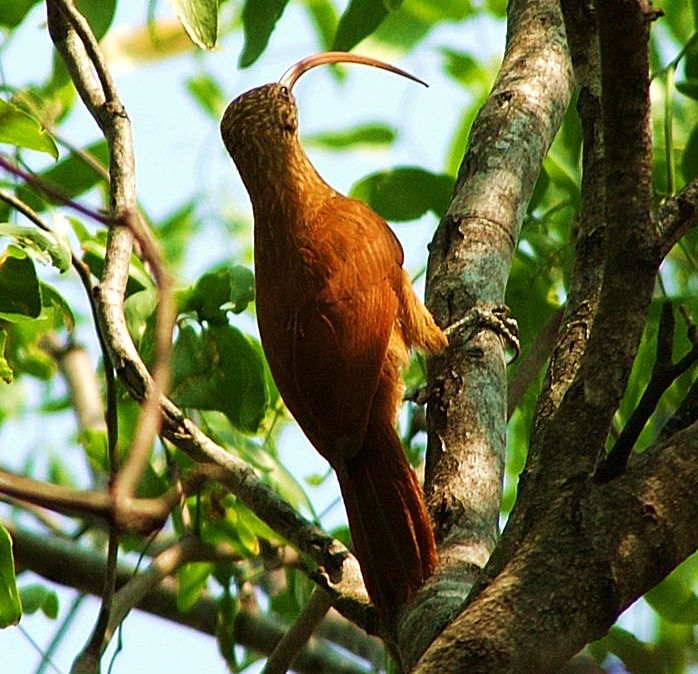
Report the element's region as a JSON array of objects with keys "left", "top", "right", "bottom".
[{"left": 444, "top": 305, "right": 520, "bottom": 363}]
